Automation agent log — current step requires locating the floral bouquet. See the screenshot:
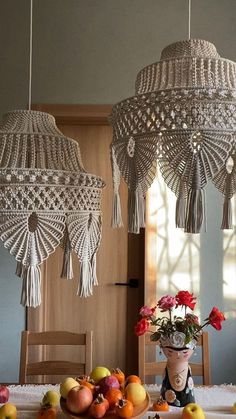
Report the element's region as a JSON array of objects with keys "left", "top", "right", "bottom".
[{"left": 135, "top": 290, "right": 226, "bottom": 349}]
